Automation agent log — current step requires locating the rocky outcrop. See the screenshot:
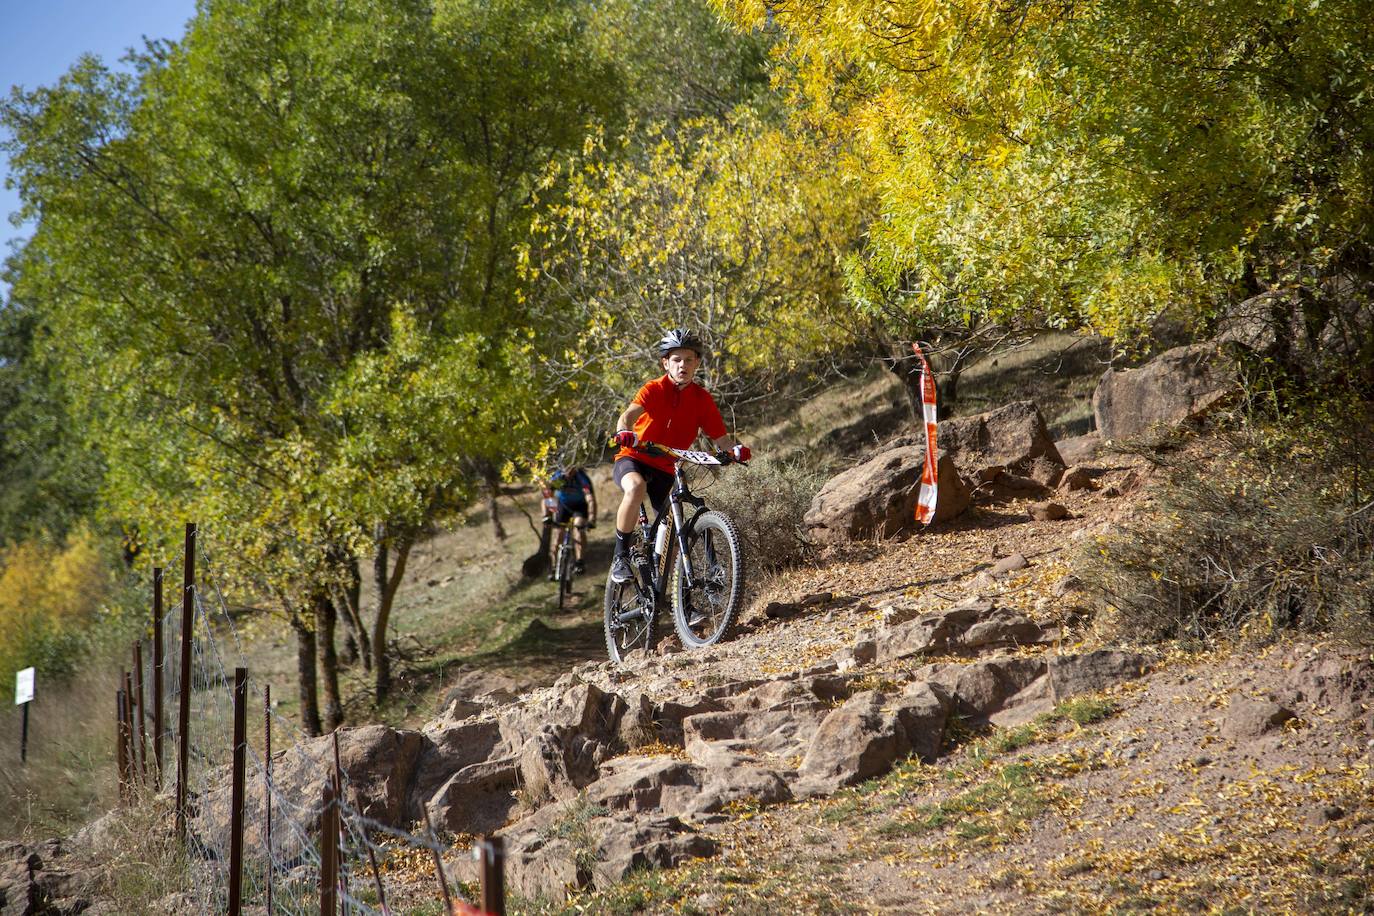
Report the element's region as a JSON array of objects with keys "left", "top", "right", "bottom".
[
  {"left": 805, "top": 446, "right": 970, "bottom": 544},
  {"left": 1092, "top": 343, "right": 1235, "bottom": 440}
]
